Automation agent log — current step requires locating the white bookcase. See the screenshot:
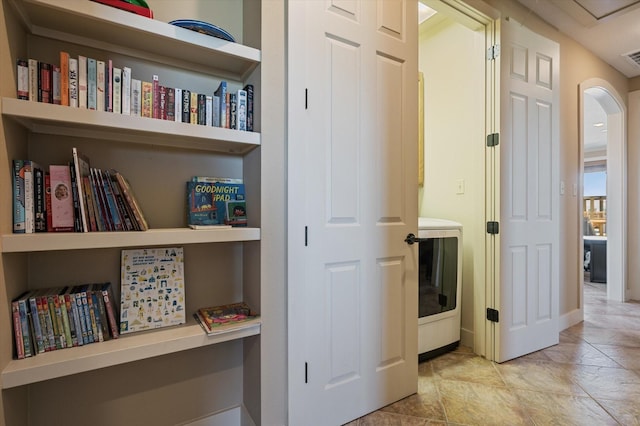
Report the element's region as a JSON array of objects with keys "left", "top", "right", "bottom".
[{"left": 0, "top": 0, "right": 268, "bottom": 424}]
